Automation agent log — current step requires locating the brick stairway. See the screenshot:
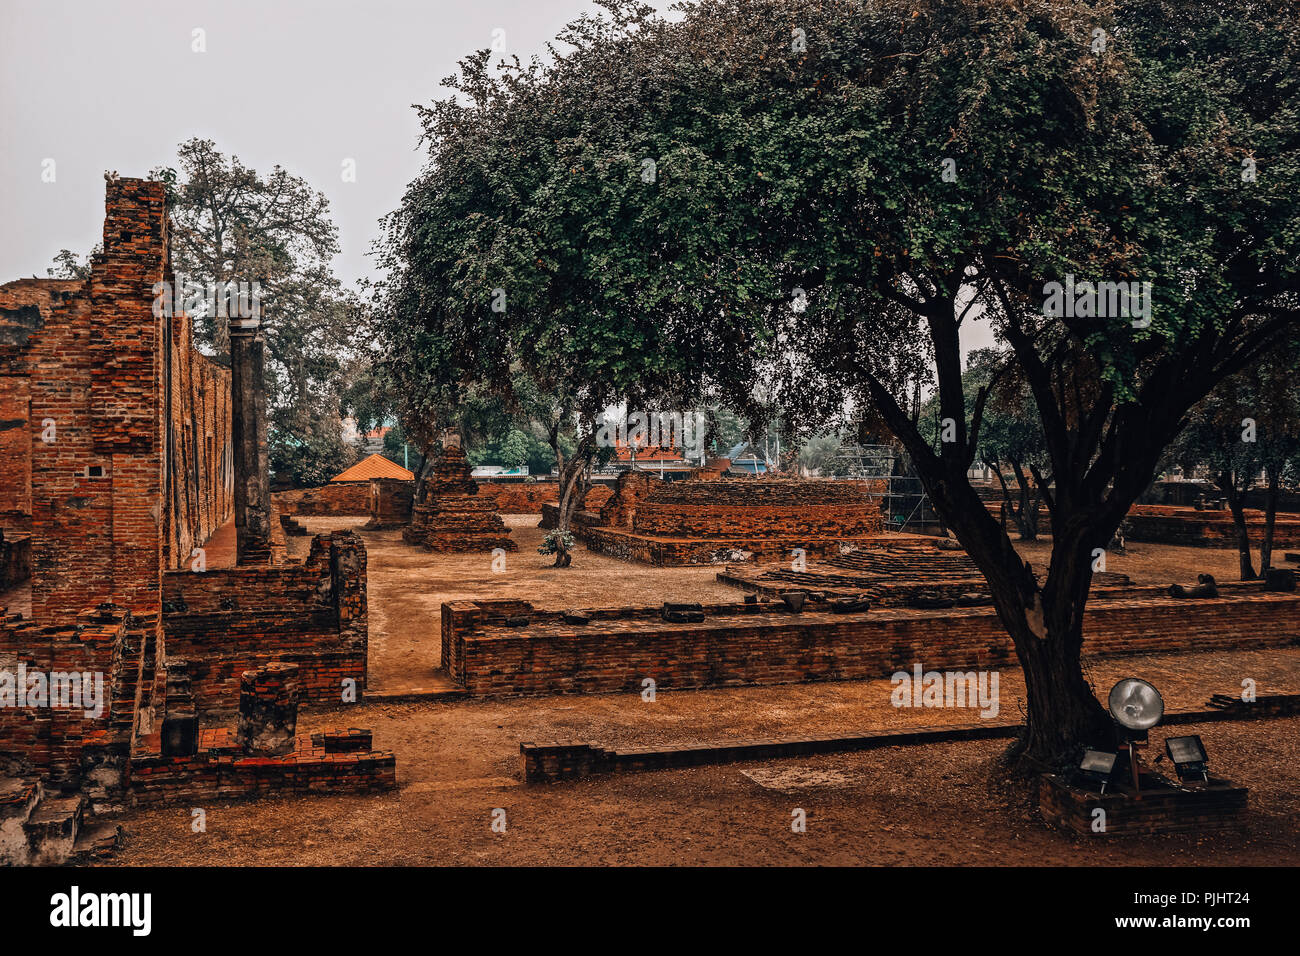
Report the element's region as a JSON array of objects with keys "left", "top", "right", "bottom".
[{"left": 0, "top": 776, "right": 120, "bottom": 865}]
